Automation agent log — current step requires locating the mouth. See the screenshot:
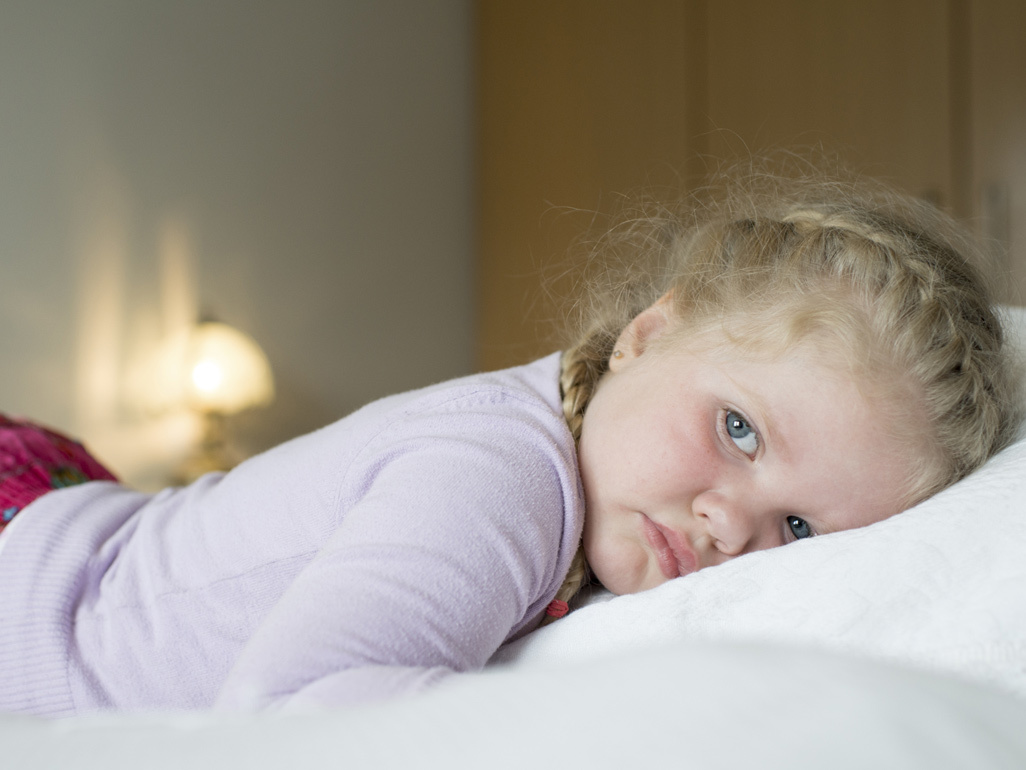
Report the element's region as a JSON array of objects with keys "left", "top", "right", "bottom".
[{"left": 641, "top": 515, "right": 698, "bottom": 580}]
